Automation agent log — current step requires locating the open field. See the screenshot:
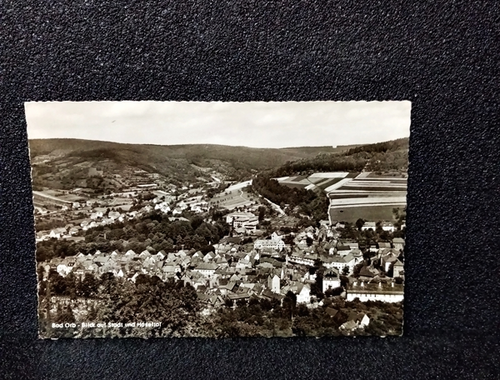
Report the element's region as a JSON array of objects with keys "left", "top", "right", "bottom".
[
  {"left": 210, "top": 189, "right": 257, "bottom": 210},
  {"left": 366, "top": 171, "right": 407, "bottom": 179},
  {"left": 329, "top": 204, "right": 405, "bottom": 224},
  {"left": 226, "top": 180, "right": 252, "bottom": 192},
  {"left": 339, "top": 186, "right": 407, "bottom": 192},
  {"left": 276, "top": 172, "right": 350, "bottom": 192},
  {"left": 309, "top": 172, "right": 349, "bottom": 178},
  {"left": 317, "top": 178, "right": 343, "bottom": 190},
  {"left": 326, "top": 172, "right": 407, "bottom": 223}
]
